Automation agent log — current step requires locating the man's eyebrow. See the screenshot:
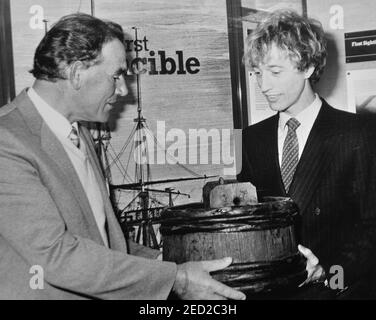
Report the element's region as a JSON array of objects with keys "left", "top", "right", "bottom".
[
  {"left": 266, "top": 64, "right": 284, "bottom": 68},
  {"left": 114, "top": 67, "right": 128, "bottom": 75}
]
